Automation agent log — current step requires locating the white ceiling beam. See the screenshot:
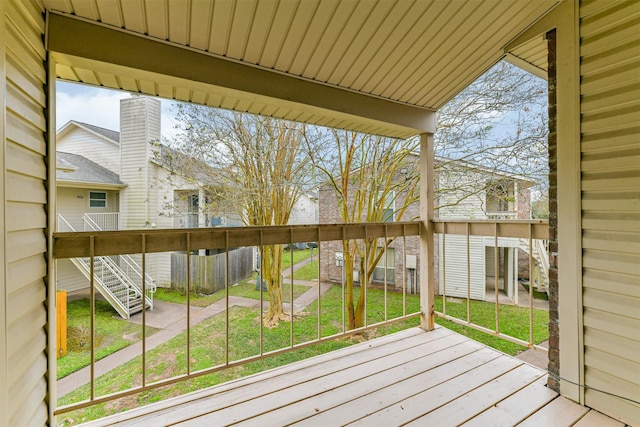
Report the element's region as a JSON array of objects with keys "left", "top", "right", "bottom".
[
  {"left": 503, "top": 53, "right": 548, "bottom": 80},
  {"left": 46, "top": 12, "right": 436, "bottom": 134}
]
